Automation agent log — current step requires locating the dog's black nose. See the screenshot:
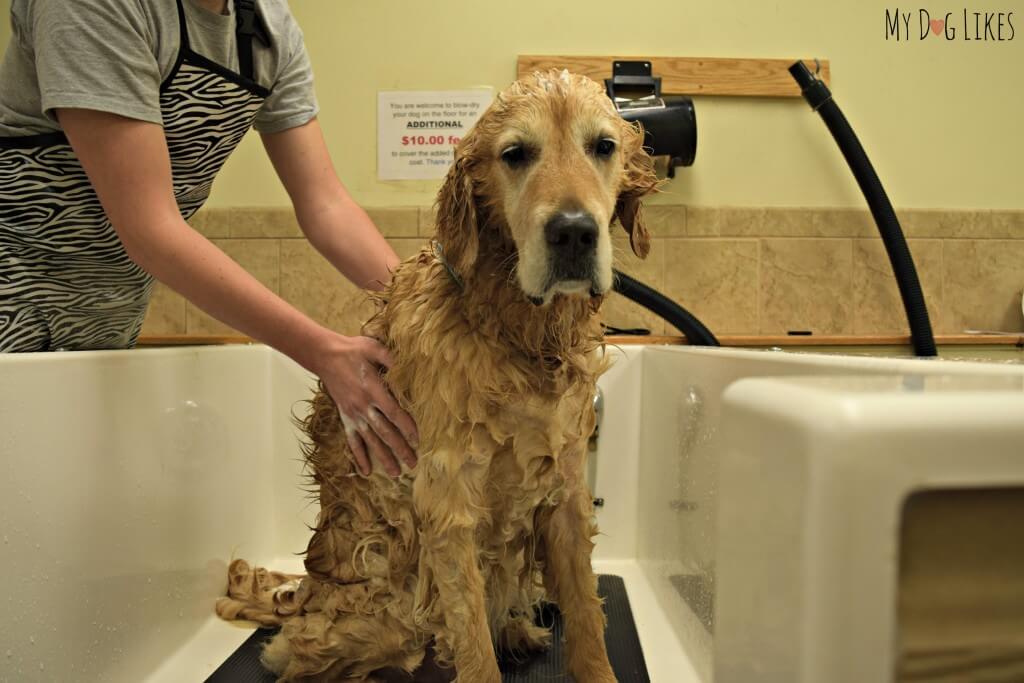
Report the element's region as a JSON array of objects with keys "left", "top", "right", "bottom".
[{"left": 545, "top": 212, "right": 598, "bottom": 269}]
